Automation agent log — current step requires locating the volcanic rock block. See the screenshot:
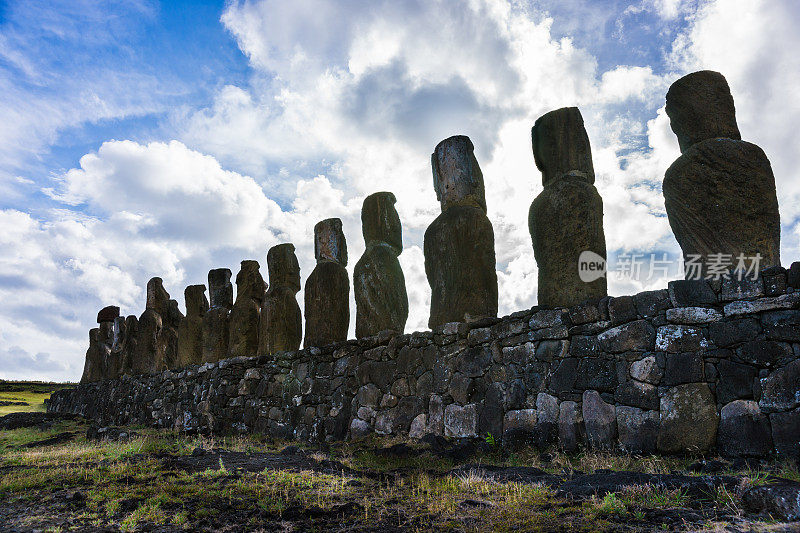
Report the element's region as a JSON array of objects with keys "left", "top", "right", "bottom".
[
  {"left": 717, "top": 400, "right": 773, "bottom": 457},
  {"left": 202, "top": 268, "right": 232, "bottom": 363},
  {"left": 657, "top": 383, "right": 718, "bottom": 453},
  {"left": 663, "top": 71, "right": 781, "bottom": 277},
  {"left": 305, "top": 219, "right": 350, "bottom": 347},
  {"left": 229, "top": 260, "right": 266, "bottom": 358},
  {"left": 424, "top": 135, "right": 498, "bottom": 328},
  {"left": 529, "top": 108, "right": 607, "bottom": 308},
  {"left": 96, "top": 306, "right": 120, "bottom": 324},
  {"left": 177, "top": 284, "right": 208, "bottom": 366},
  {"left": 259, "top": 244, "right": 302, "bottom": 355},
  {"left": 665, "top": 70, "right": 741, "bottom": 154},
  {"left": 354, "top": 192, "right": 408, "bottom": 338}
]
